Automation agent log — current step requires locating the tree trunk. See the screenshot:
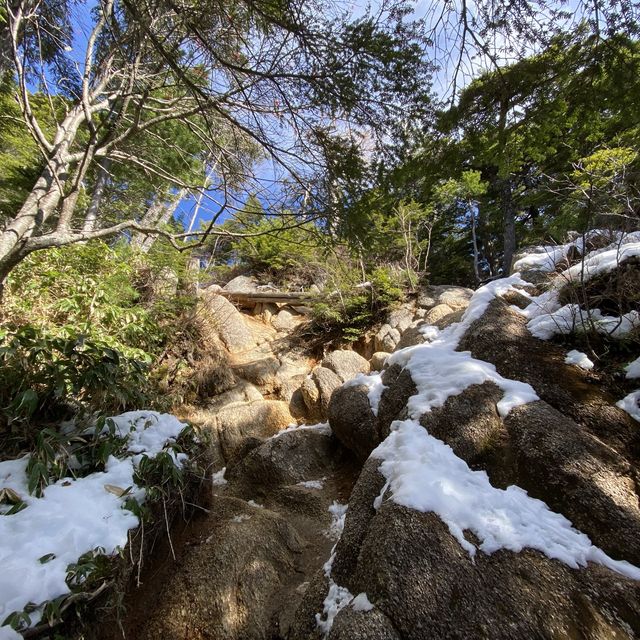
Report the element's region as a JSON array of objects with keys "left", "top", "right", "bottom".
[
  {"left": 0, "top": 163, "right": 67, "bottom": 265},
  {"left": 470, "top": 205, "right": 481, "bottom": 283},
  {"left": 501, "top": 179, "right": 516, "bottom": 274},
  {"left": 82, "top": 158, "right": 112, "bottom": 232},
  {"left": 136, "top": 188, "right": 186, "bottom": 253}
]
